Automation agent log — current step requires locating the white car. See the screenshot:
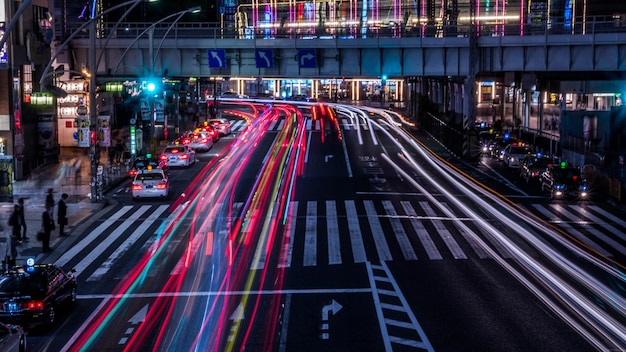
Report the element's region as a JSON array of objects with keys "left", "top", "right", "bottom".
[
  {"left": 132, "top": 168, "right": 169, "bottom": 200},
  {"left": 160, "top": 144, "right": 196, "bottom": 168},
  {"left": 188, "top": 132, "right": 214, "bottom": 152},
  {"left": 503, "top": 144, "right": 534, "bottom": 168},
  {"left": 208, "top": 118, "right": 232, "bottom": 136}
]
